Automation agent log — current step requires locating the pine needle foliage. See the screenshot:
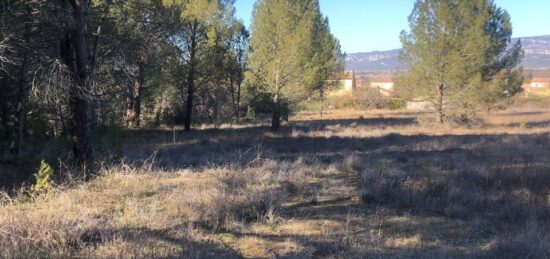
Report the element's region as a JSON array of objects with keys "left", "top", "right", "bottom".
[{"left": 30, "top": 160, "right": 53, "bottom": 193}]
